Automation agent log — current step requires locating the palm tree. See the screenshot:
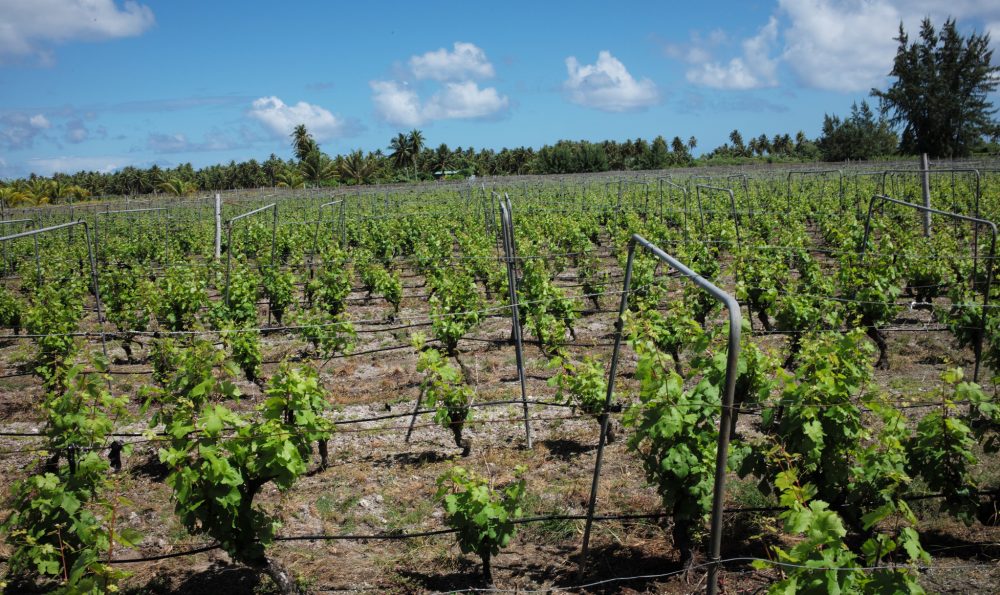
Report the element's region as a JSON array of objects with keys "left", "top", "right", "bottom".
[
  {"left": 275, "top": 168, "right": 306, "bottom": 189},
  {"left": 338, "top": 150, "right": 377, "bottom": 185},
  {"left": 158, "top": 177, "right": 197, "bottom": 196},
  {"left": 407, "top": 129, "right": 425, "bottom": 179},
  {"left": 118, "top": 166, "right": 141, "bottom": 196},
  {"left": 27, "top": 179, "right": 54, "bottom": 204},
  {"left": 291, "top": 124, "right": 318, "bottom": 161},
  {"left": 728, "top": 130, "right": 746, "bottom": 157},
  {"left": 431, "top": 143, "right": 453, "bottom": 175},
  {"left": 299, "top": 150, "right": 336, "bottom": 185},
  {"left": 0, "top": 187, "right": 24, "bottom": 208},
  {"left": 388, "top": 133, "right": 412, "bottom": 179},
  {"left": 687, "top": 136, "right": 698, "bottom": 152}
]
